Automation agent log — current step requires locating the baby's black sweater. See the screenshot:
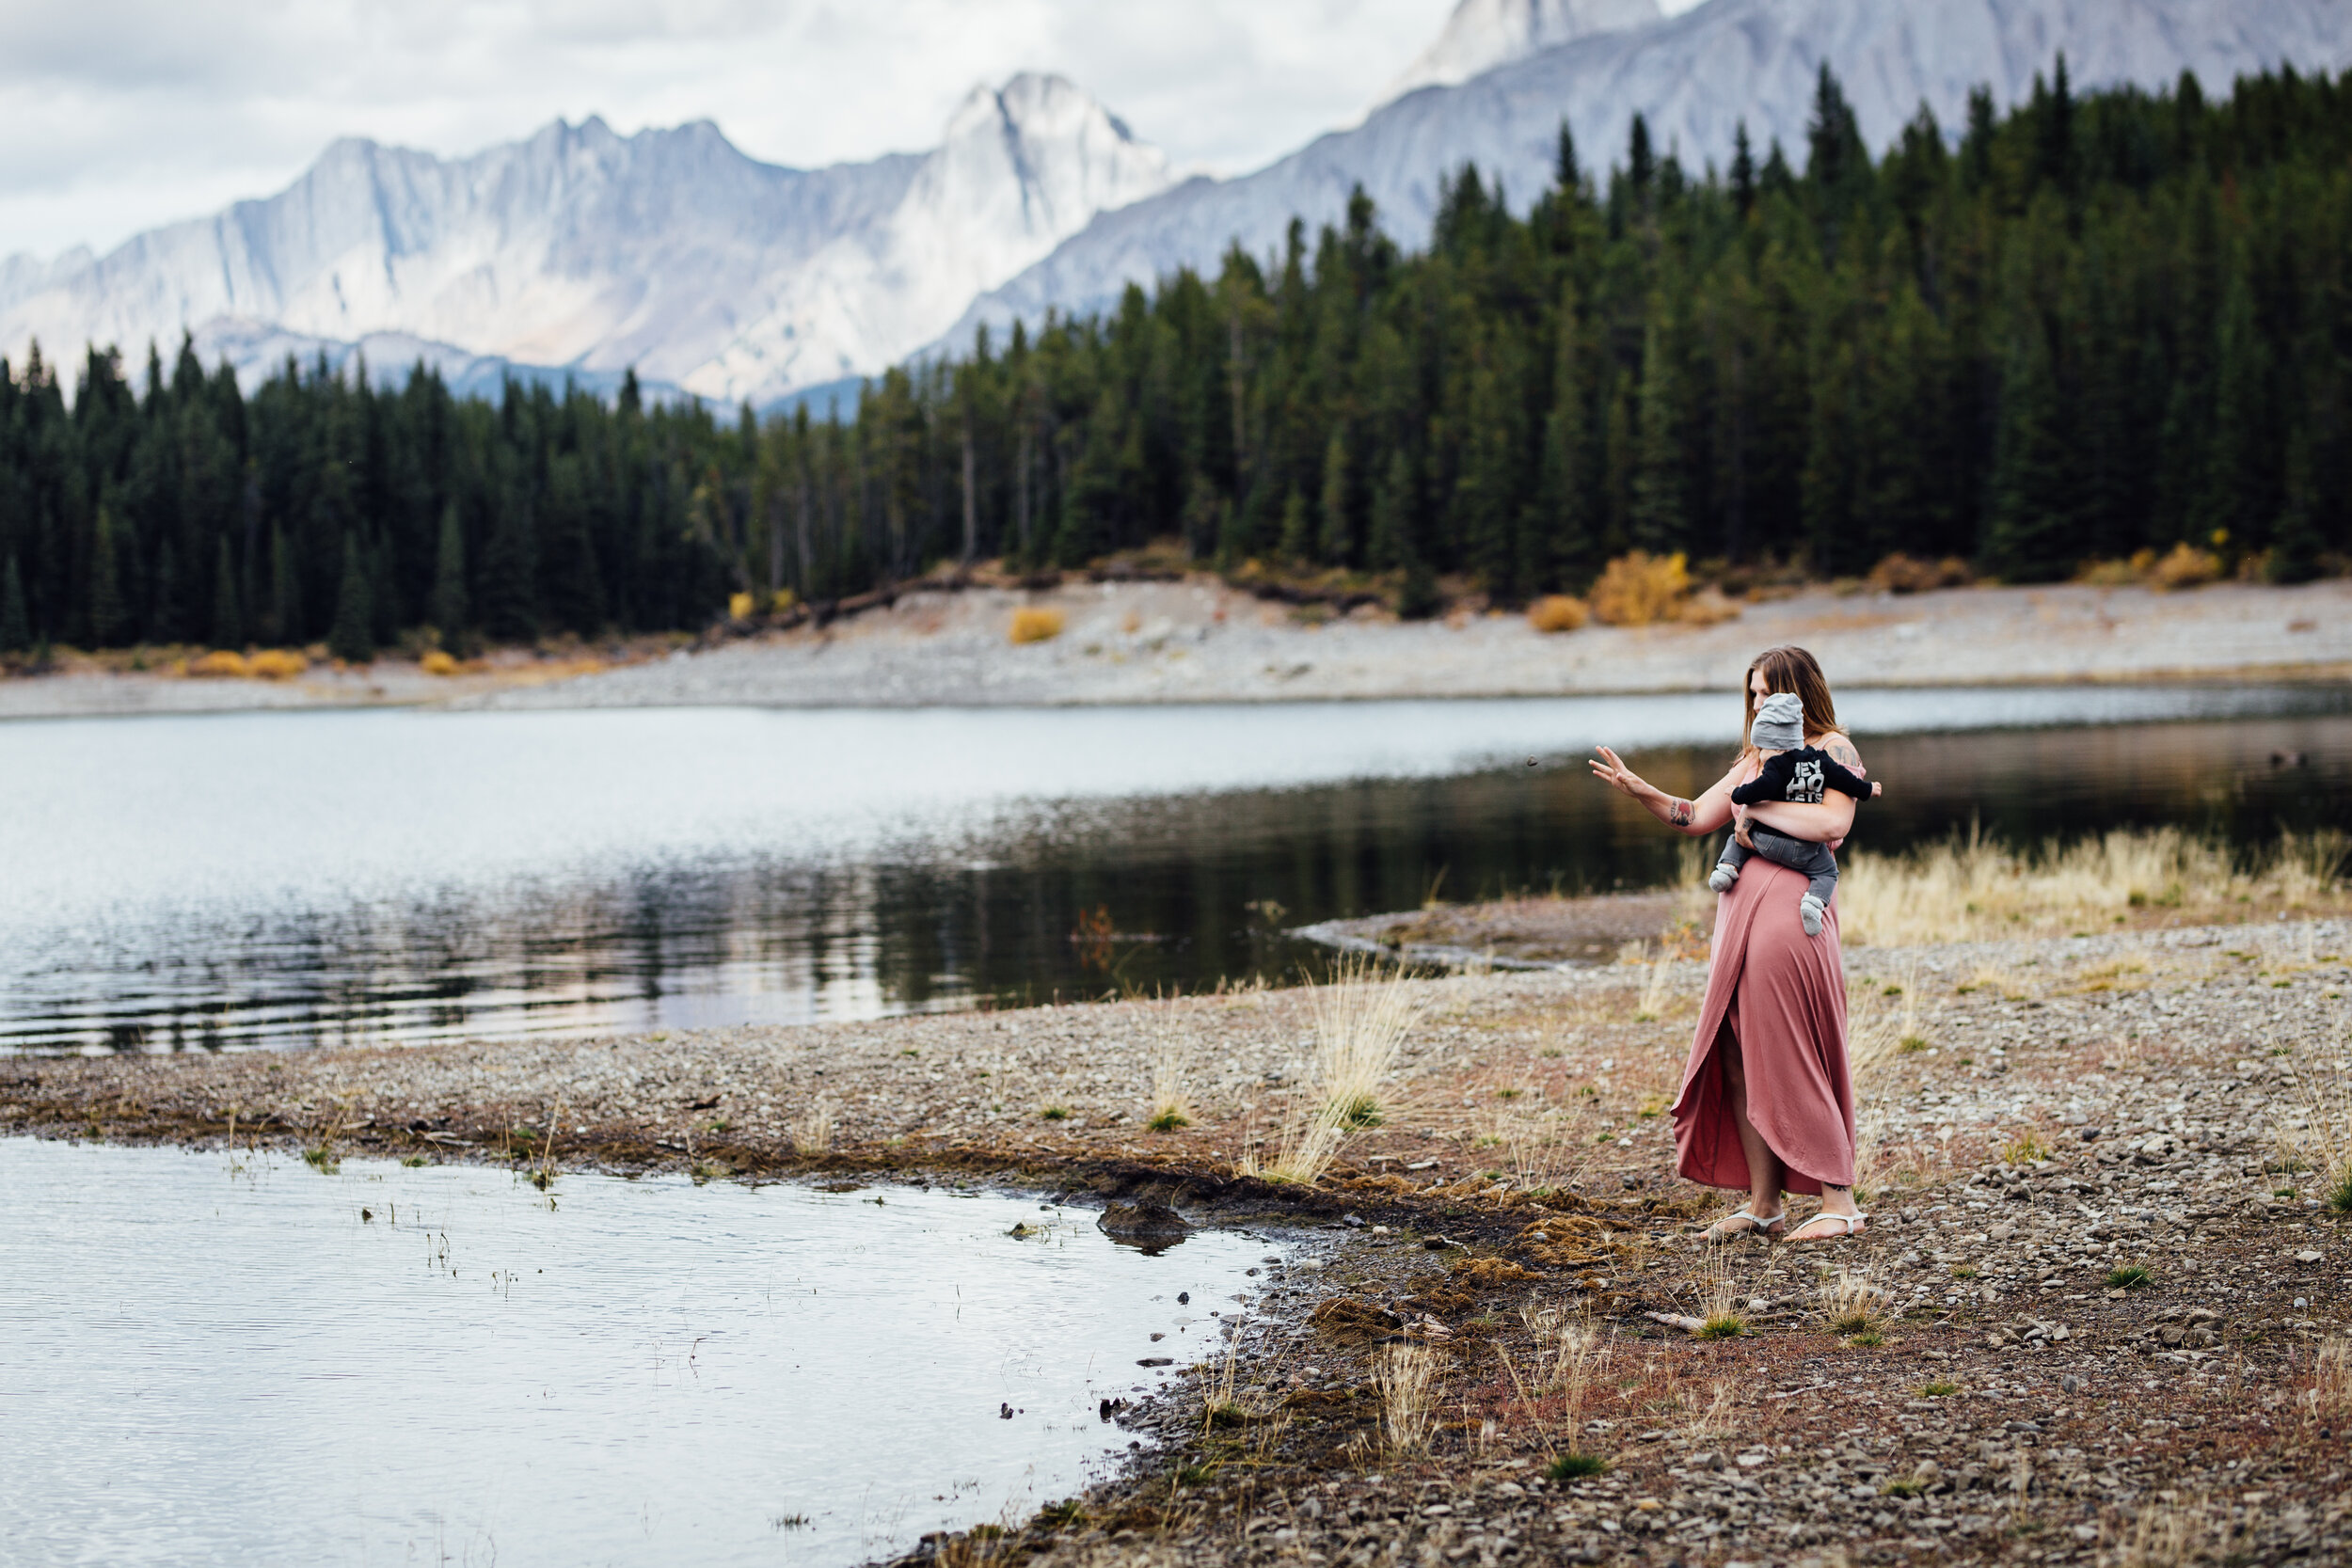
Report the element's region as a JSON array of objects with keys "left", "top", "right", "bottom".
[{"left": 1729, "top": 747, "right": 1872, "bottom": 807}]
